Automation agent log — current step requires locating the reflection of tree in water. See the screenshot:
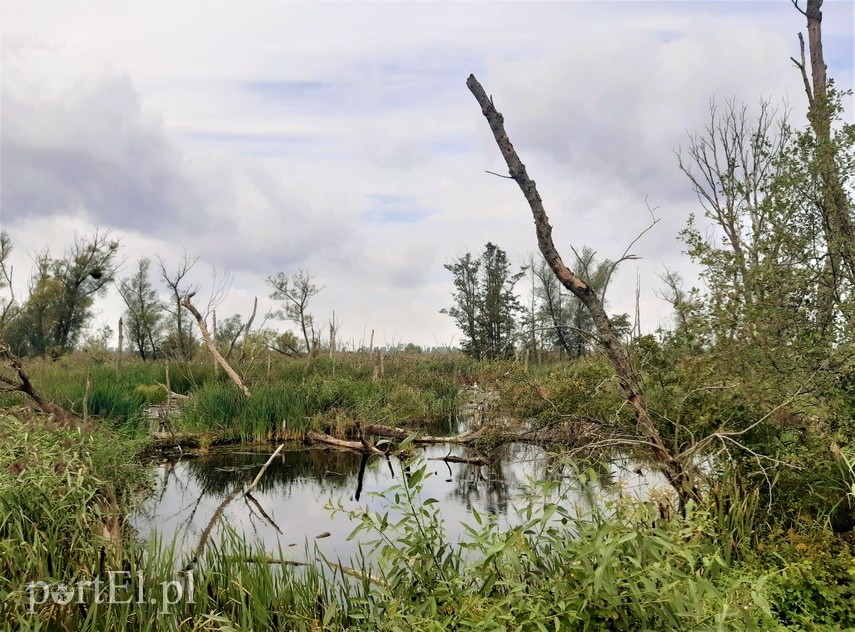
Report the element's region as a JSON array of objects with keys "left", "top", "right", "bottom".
[
  {"left": 448, "top": 444, "right": 544, "bottom": 517},
  {"left": 446, "top": 444, "right": 620, "bottom": 519},
  {"left": 183, "top": 445, "right": 366, "bottom": 498}
]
